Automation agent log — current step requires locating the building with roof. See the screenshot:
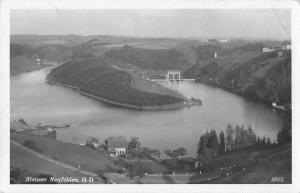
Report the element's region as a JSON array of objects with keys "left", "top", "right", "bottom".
[
  {"left": 166, "top": 70, "right": 181, "bottom": 81},
  {"left": 105, "top": 136, "right": 128, "bottom": 157},
  {"left": 262, "top": 47, "right": 275, "bottom": 53}
]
